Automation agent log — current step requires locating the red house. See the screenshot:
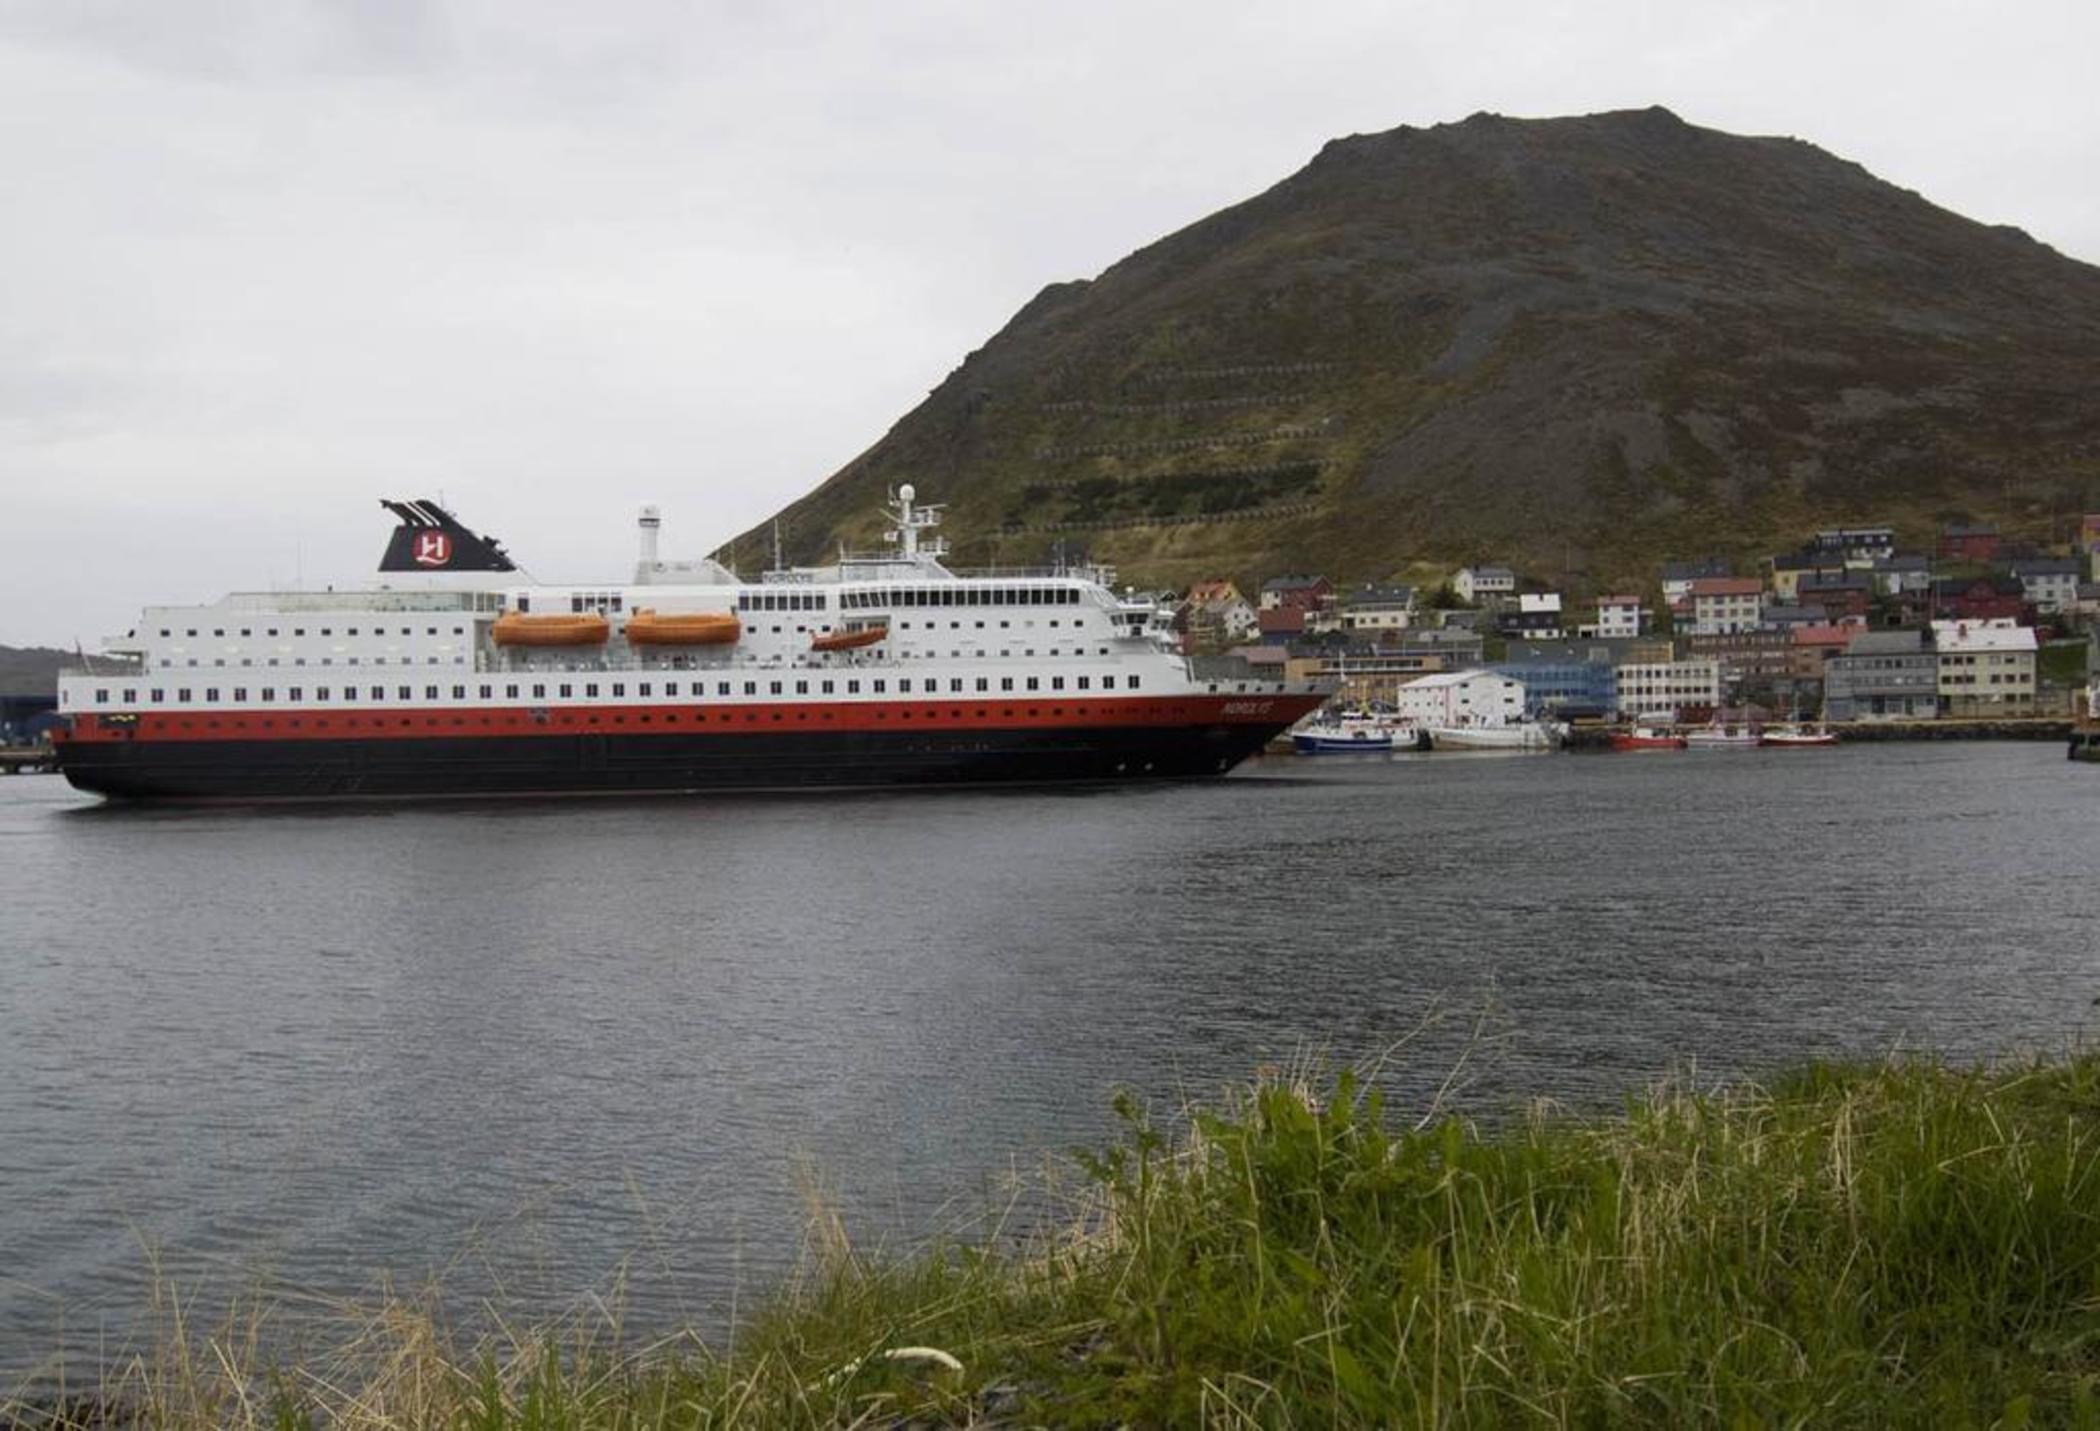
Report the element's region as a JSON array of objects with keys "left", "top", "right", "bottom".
[
  {"left": 1938, "top": 525, "right": 2002, "bottom": 562},
  {"left": 1256, "top": 574, "right": 1332, "bottom": 637},
  {"left": 1931, "top": 575, "right": 2027, "bottom": 623}
]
